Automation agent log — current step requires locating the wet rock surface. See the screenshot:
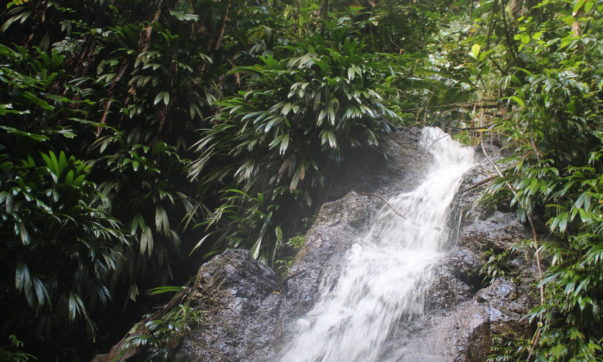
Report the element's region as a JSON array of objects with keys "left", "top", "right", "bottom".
[
  {"left": 172, "top": 131, "right": 536, "bottom": 361},
  {"left": 173, "top": 249, "right": 277, "bottom": 361}
]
